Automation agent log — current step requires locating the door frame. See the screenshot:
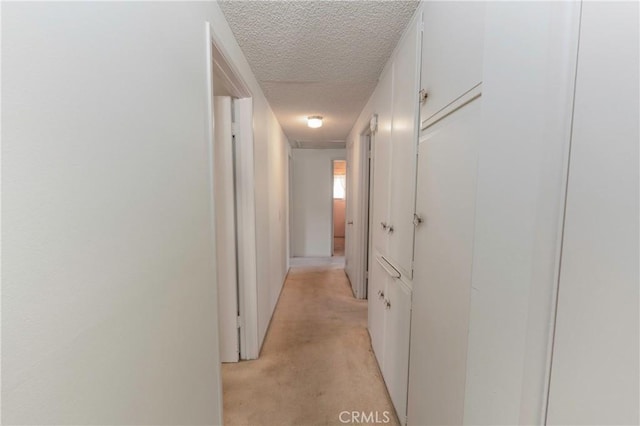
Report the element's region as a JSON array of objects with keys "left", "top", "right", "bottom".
[
  {"left": 358, "top": 122, "right": 374, "bottom": 299},
  {"left": 207, "top": 22, "right": 260, "bottom": 361}
]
